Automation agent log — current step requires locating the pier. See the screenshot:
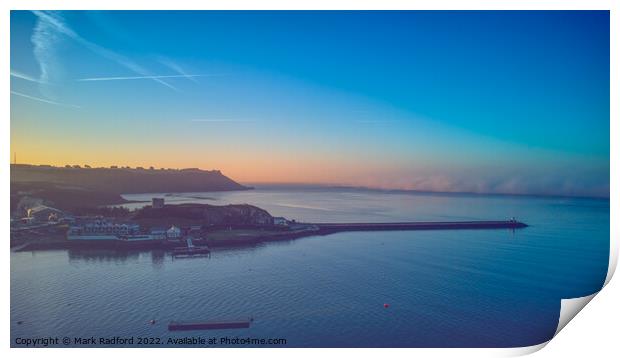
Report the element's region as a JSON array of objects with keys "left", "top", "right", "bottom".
[
  {"left": 313, "top": 220, "right": 527, "bottom": 234},
  {"left": 171, "top": 238, "right": 211, "bottom": 257},
  {"left": 13, "top": 219, "right": 529, "bottom": 252}
]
